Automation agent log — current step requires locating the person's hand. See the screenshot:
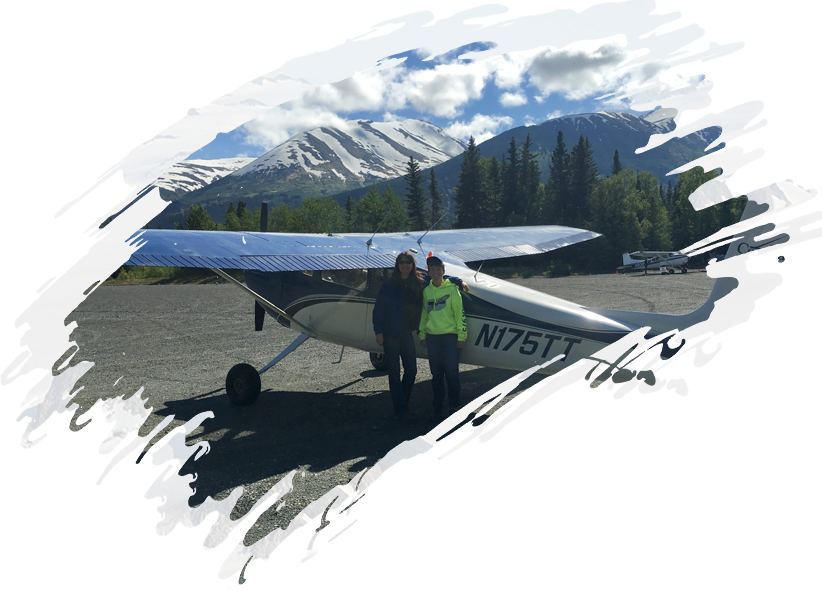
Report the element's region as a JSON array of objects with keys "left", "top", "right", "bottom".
[
  {"left": 420, "top": 339, "right": 427, "bottom": 348},
  {"left": 376, "top": 334, "right": 384, "bottom": 346},
  {"left": 460, "top": 282, "right": 470, "bottom": 293},
  {"left": 457, "top": 341, "right": 465, "bottom": 349}
]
